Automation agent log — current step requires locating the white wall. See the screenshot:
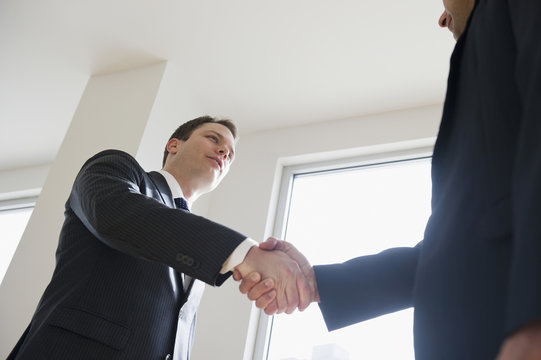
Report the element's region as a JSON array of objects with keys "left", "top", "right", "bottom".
[{"left": 0, "top": 101, "right": 442, "bottom": 359}]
